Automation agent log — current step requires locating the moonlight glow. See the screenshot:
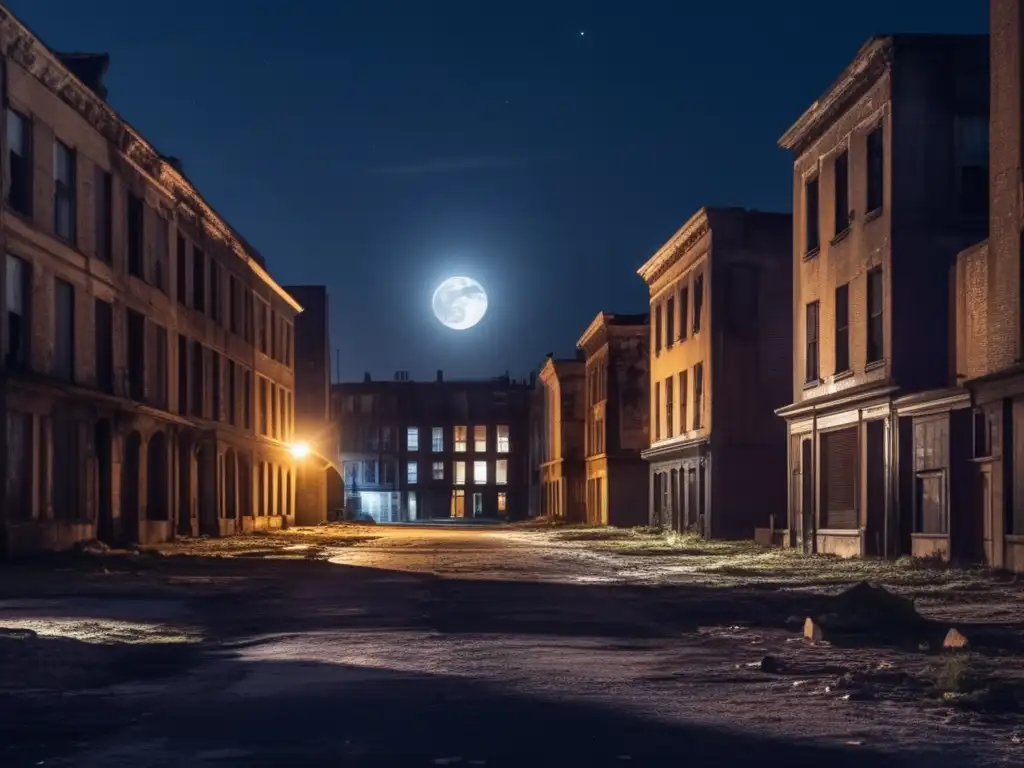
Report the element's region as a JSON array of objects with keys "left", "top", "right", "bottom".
[{"left": 432, "top": 276, "right": 488, "bottom": 330}]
